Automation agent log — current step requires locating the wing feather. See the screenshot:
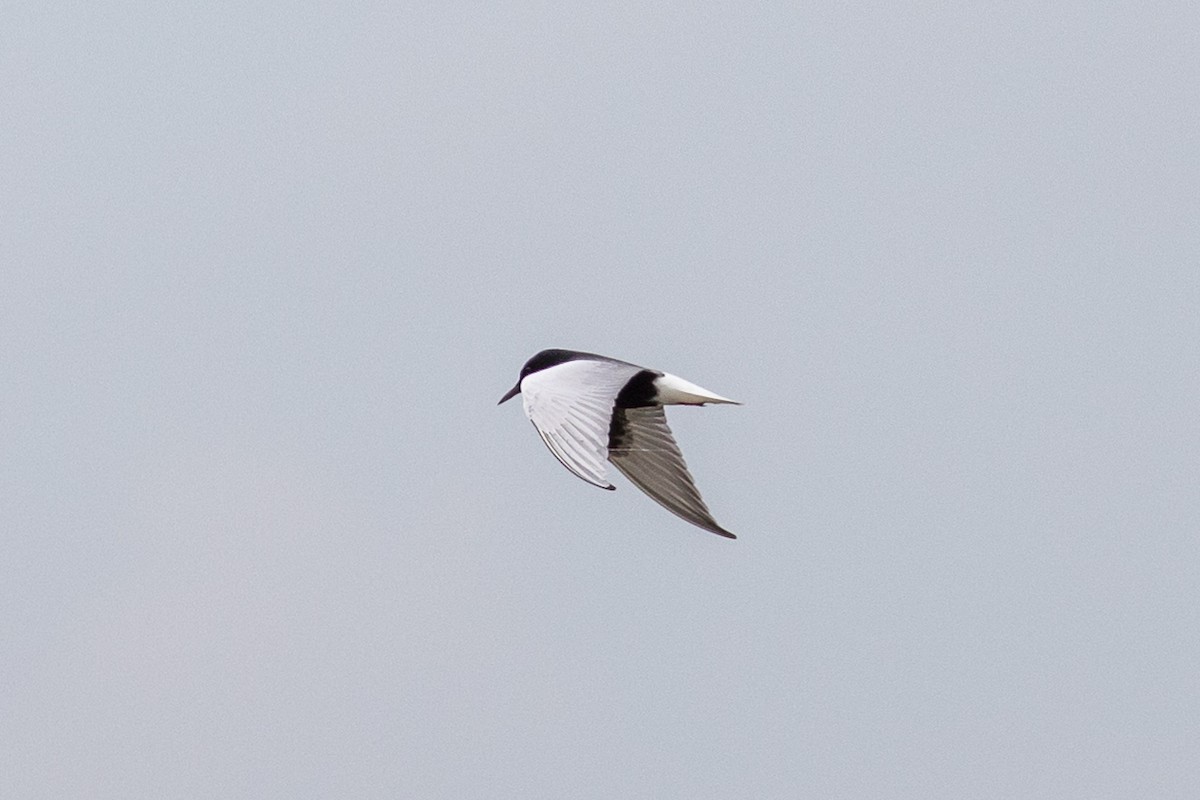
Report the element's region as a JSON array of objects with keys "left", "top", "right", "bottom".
[
  {"left": 607, "top": 406, "right": 736, "bottom": 538},
  {"left": 520, "top": 360, "right": 642, "bottom": 489}
]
